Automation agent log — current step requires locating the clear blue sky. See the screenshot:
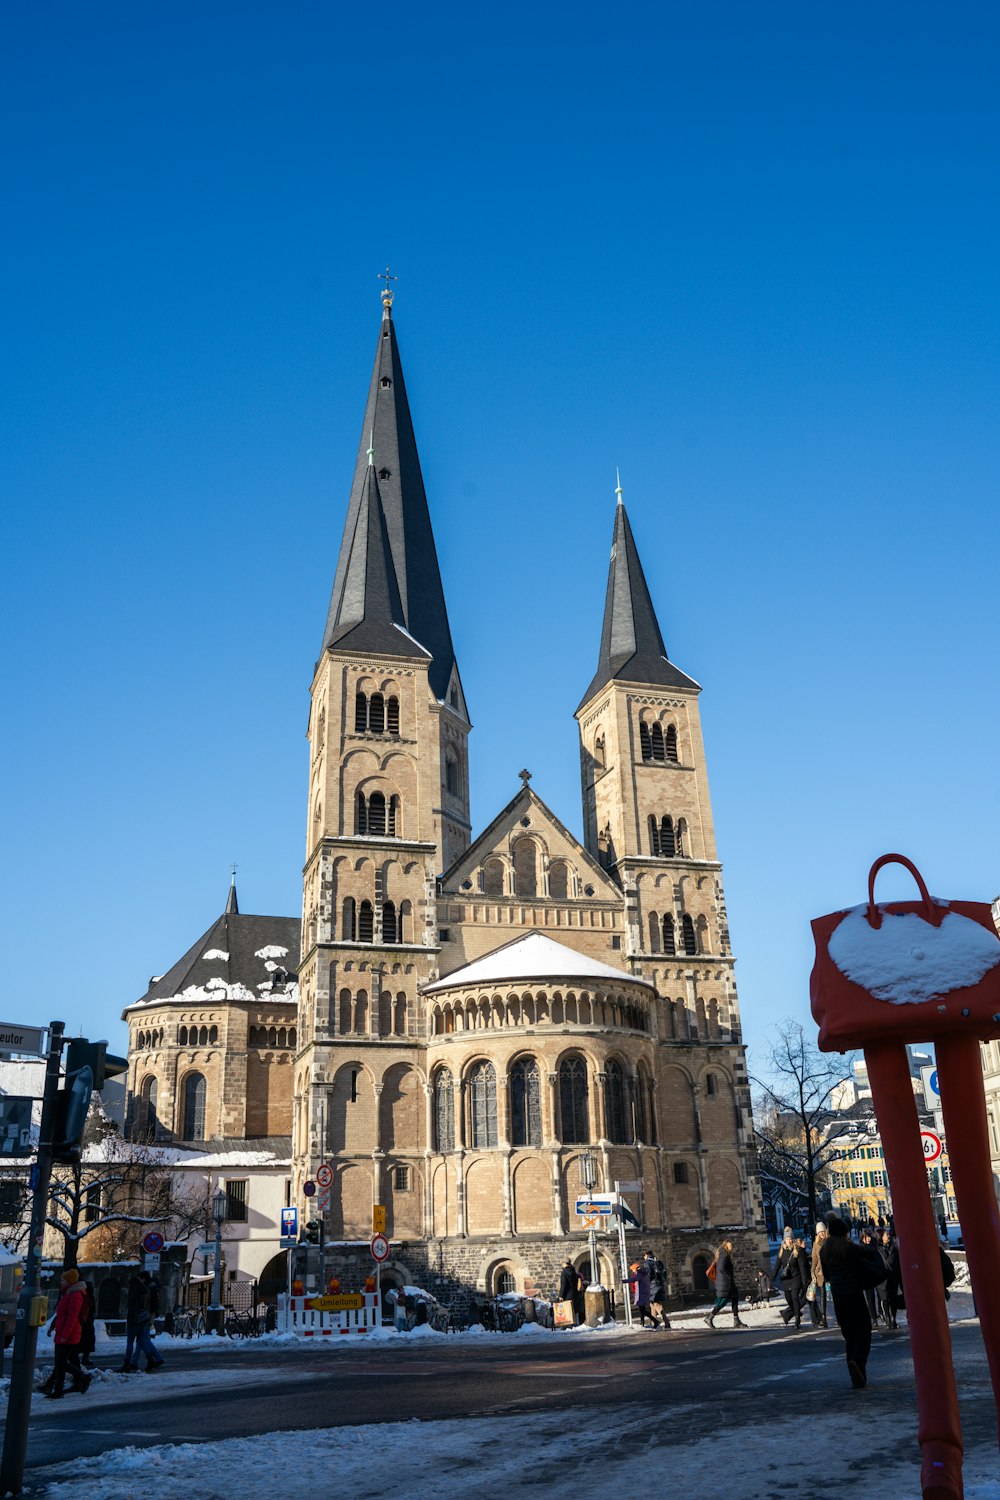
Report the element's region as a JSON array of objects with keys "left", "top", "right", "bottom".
[{"left": 3, "top": 3, "right": 999, "bottom": 1067}]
